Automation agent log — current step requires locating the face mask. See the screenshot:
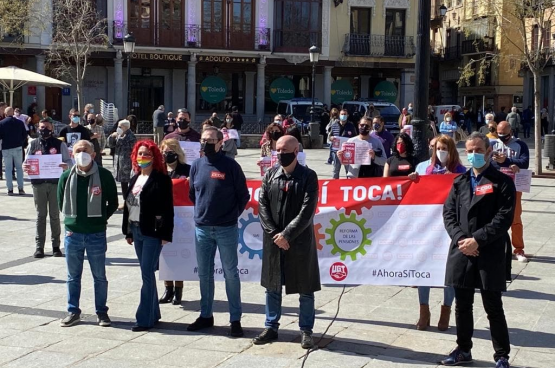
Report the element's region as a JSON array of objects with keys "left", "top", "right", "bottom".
[
  {"left": 226, "top": 119, "right": 232, "bottom": 123},
  {"left": 71, "top": 116, "right": 81, "bottom": 124},
  {"left": 88, "top": 119, "right": 96, "bottom": 125},
  {"left": 436, "top": 150, "right": 448, "bottom": 163},
  {"left": 116, "top": 127, "right": 124, "bottom": 135},
  {"left": 359, "top": 126, "right": 370, "bottom": 135},
  {"left": 446, "top": 118, "right": 451, "bottom": 122},
  {"left": 179, "top": 120, "right": 189, "bottom": 129},
  {"left": 201, "top": 142, "right": 217, "bottom": 156},
  {"left": 89, "top": 109, "right": 94, "bottom": 114},
  {"left": 467, "top": 152, "right": 487, "bottom": 169},
  {"left": 137, "top": 157, "right": 153, "bottom": 169},
  {"left": 164, "top": 151, "right": 178, "bottom": 164},
  {"left": 75, "top": 152, "right": 92, "bottom": 167},
  {"left": 271, "top": 131, "right": 283, "bottom": 141},
  {"left": 489, "top": 127, "right": 496, "bottom": 133},
  {"left": 373, "top": 123, "right": 381, "bottom": 131},
  {"left": 277, "top": 152, "right": 296, "bottom": 167},
  {"left": 39, "top": 128, "right": 52, "bottom": 139},
  {"left": 498, "top": 134, "right": 511, "bottom": 143},
  {"left": 274, "top": 120, "right": 282, "bottom": 124},
  {"left": 396, "top": 143, "right": 406, "bottom": 154},
  {"left": 14, "top": 113, "right": 20, "bottom": 117},
  {"left": 339, "top": 115, "right": 347, "bottom": 122}
]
